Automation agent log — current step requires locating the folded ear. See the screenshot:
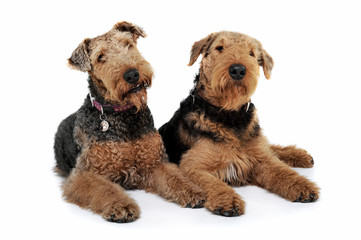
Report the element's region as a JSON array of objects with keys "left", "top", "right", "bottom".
[
  {"left": 113, "top": 21, "right": 146, "bottom": 43},
  {"left": 188, "top": 33, "right": 217, "bottom": 66},
  {"left": 68, "top": 38, "right": 91, "bottom": 72},
  {"left": 256, "top": 40, "right": 274, "bottom": 79},
  {"left": 260, "top": 48, "right": 274, "bottom": 79}
]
